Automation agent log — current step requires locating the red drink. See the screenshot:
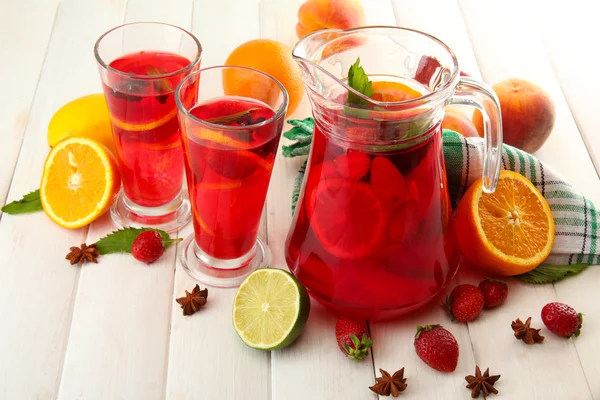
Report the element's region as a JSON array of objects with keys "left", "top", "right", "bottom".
[
  {"left": 182, "top": 97, "right": 281, "bottom": 260},
  {"left": 103, "top": 51, "right": 191, "bottom": 208},
  {"left": 285, "top": 78, "right": 460, "bottom": 320}
]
